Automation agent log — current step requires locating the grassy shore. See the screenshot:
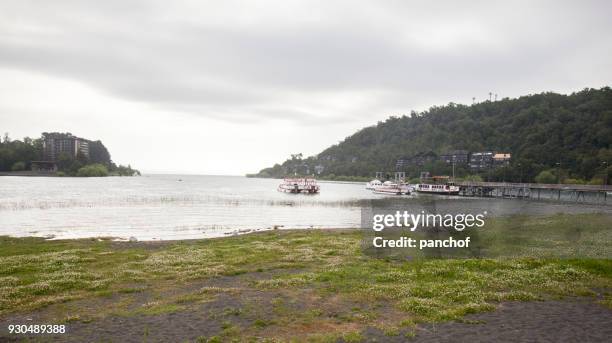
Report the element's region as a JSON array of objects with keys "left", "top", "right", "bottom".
[{"left": 1, "top": 214, "right": 611, "bottom": 341}]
